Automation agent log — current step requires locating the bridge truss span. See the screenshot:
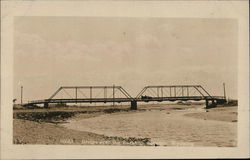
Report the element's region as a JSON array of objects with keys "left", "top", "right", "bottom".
[
  {"left": 25, "top": 84, "right": 226, "bottom": 109},
  {"left": 49, "top": 85, "right": 133, "bottom": 100},
  {"left": 136, "top": 85, "right": 213, "bottom": 100}
]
